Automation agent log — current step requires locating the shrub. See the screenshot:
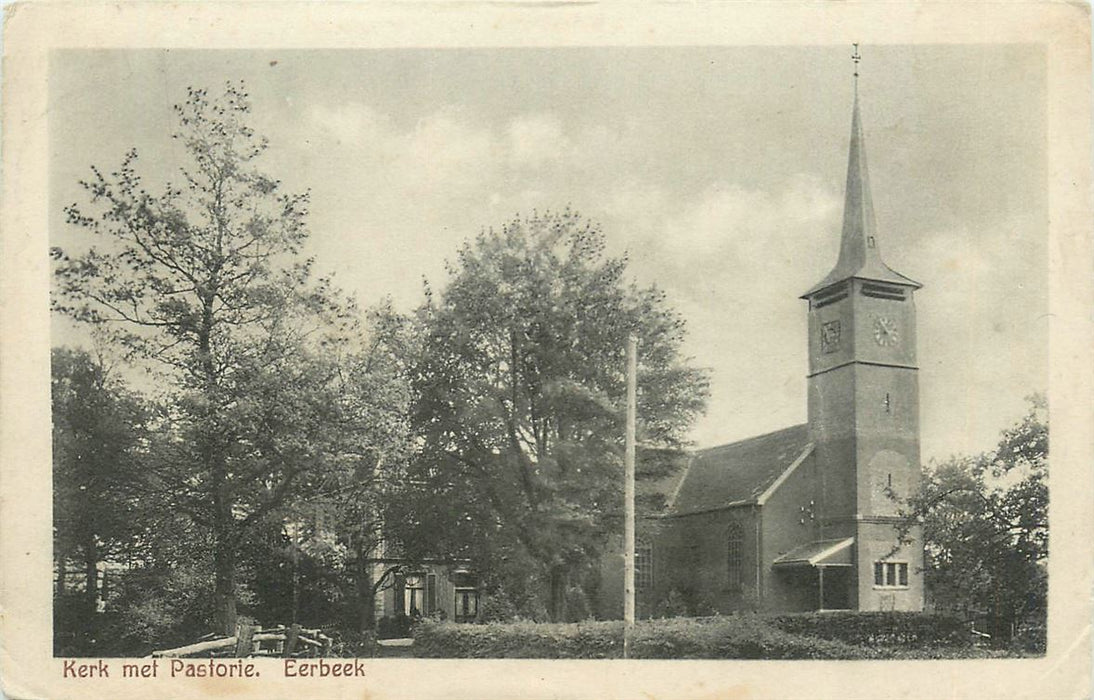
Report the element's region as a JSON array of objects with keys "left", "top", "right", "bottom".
[
  {"left": 632, "top": 616, "right": 870, "bottom": 660},
  {"left": 653, "top": 589, "right": 689, "bottom": 619},
  {"left": 478, "top": 587, "right": 521, "bottom": 623},
  {"left": 415, "top": 620, "right": 623, "bottom": 658},
  {"left": 767, "top": 611, "right": 970, "bottom": 649},
  {"left": 376, "top": 613, "right": 412, "bottom": 639},
  {"left": 413, "top": 616, "right": 874, "bottom": 659},
  {"left": 331, "top": 629, "right": 379, "bottom": 657},
  {"left": 1010, "top": 616, "right": 1047, "bottom": 655}
]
